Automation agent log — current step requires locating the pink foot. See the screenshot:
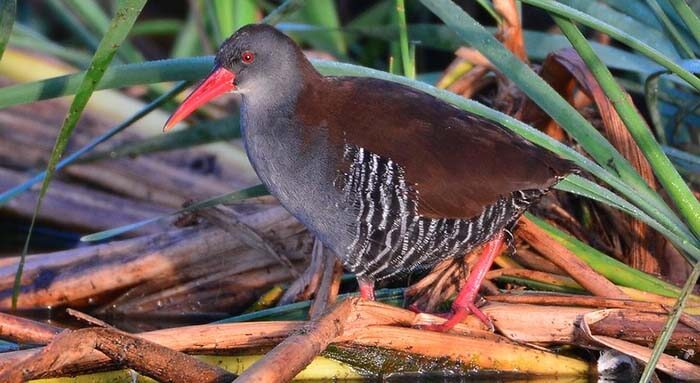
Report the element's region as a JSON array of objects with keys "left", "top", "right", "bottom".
[
  {"left": 419, "top": 232, "right": 504, "bottom": 332},
  {"left": 357, "top": 276, "right": 375, "bottom": 300}
]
